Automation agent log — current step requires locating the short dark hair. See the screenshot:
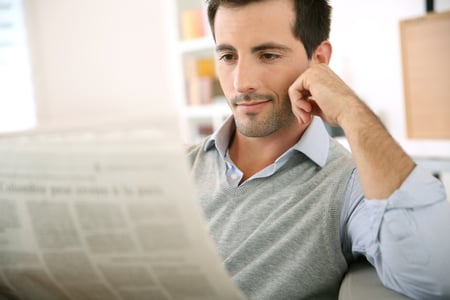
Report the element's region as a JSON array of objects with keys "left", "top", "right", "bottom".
[{"left": 205, "top": 0, "right": 331, "bottom": 58}]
